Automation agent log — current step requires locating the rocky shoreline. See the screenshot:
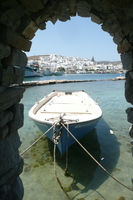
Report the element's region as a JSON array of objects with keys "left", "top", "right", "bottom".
[{"left": 18, "top": 76, "right": 125, "bottom": 87}]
